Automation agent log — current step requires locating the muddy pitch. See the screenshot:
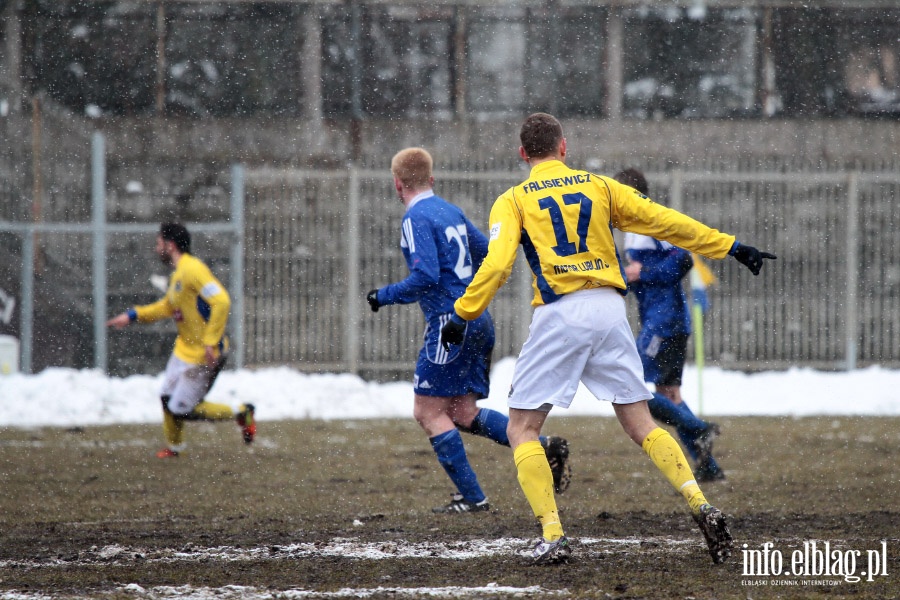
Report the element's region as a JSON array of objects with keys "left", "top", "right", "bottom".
[{"left": 1, "top": 416, "right": 899, "bottom": 598}]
